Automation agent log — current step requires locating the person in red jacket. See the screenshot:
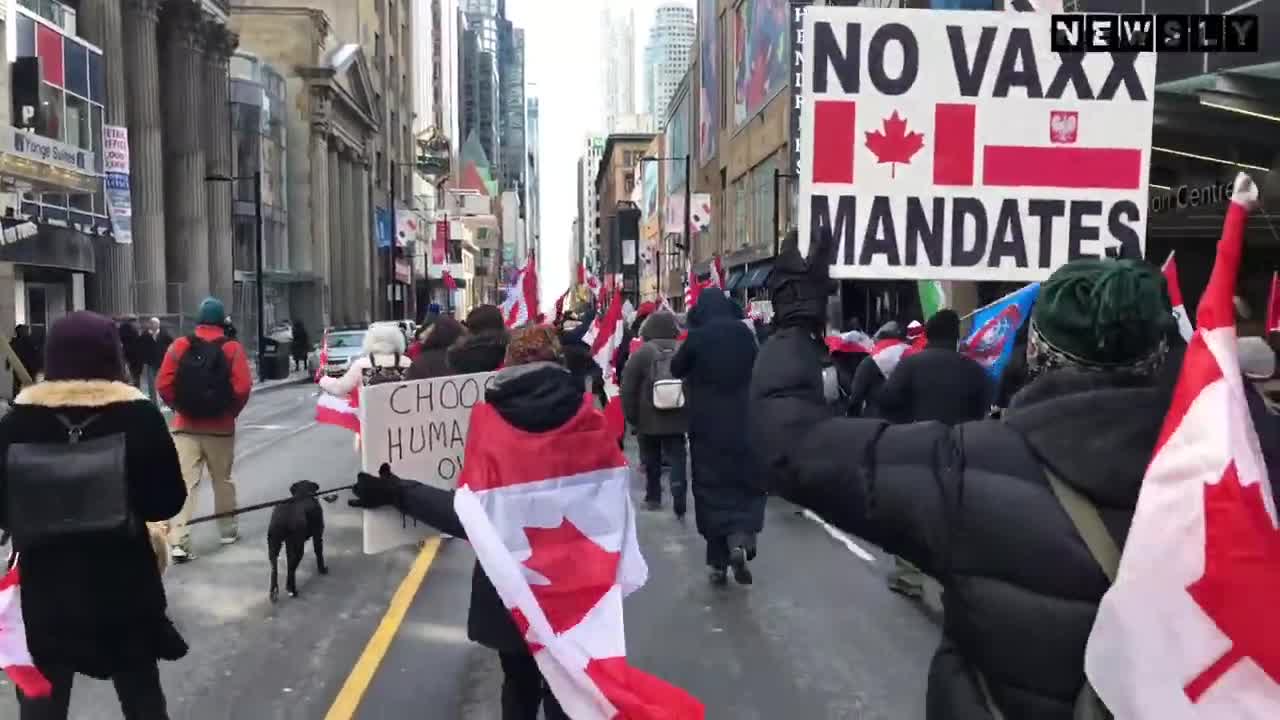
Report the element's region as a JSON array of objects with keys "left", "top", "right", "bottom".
[{"left": 156, "top": 297, "right": 252, "bottom": 562}]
